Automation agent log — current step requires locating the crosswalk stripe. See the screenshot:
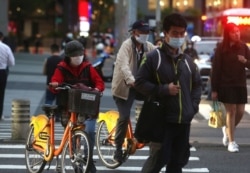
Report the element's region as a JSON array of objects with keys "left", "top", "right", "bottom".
[
  {"left": 0, "top": 165, "right": 209, "bottom": 172},
  {"left": 0, "top": 119, "right": 209, "bottom": 172},
  {"left": 0, "top": 154, "right": 200, "bottom": 161},
  {"left": 0, "top": 144, "right": 197, "bottom": 152}
]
